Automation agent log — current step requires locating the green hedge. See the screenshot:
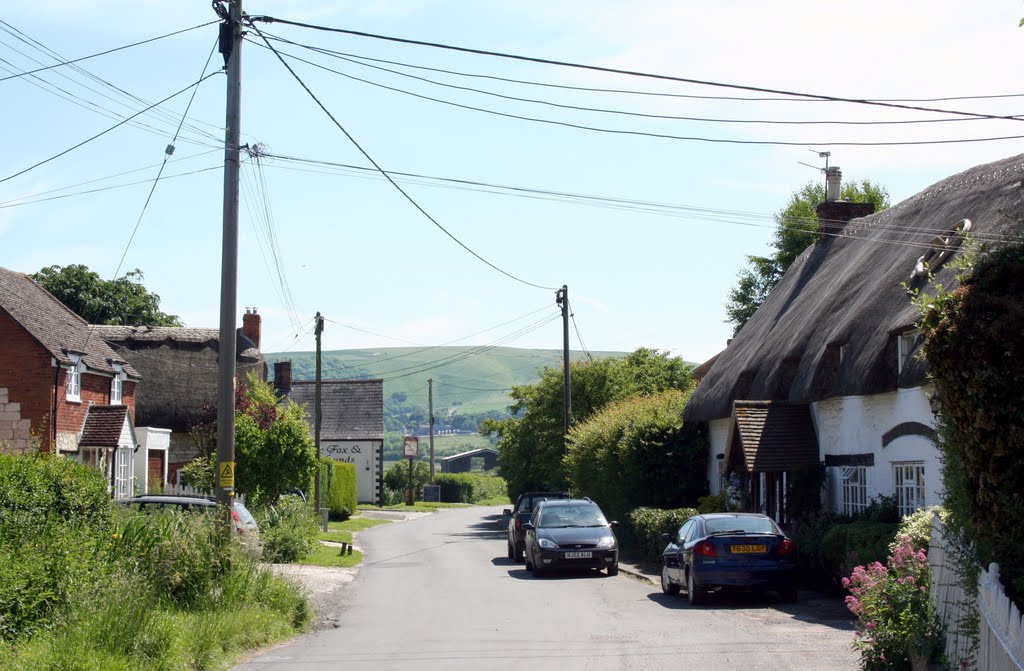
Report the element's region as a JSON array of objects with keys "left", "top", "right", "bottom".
[
  {"left": 433, "top": 472, "right": 507, "bottom": 503},
  {"left": 627, "top": 507, "right": 699, "bottom": 562},
  {"left": 822, "top": 520, "right": 899, "bottom": 579},
  {"left": 327, "top": 463, "right": 357, "bottom": 520}
]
